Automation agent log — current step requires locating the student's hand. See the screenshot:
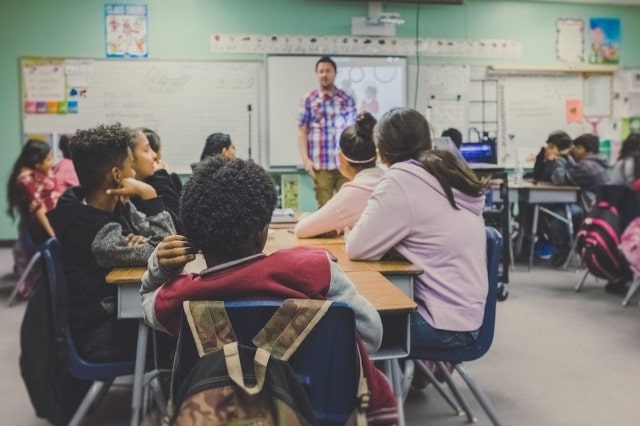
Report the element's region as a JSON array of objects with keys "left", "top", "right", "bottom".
[
  {"left": 303, "top": 158, "right": 316, "bottom": 180},
  {"left": 107, "top": 177, "right": 157, "bottom": 201},
  {"left": 125, "top": 233, "right": 149, "bottom": 247},
  {"left": 157, "top": 235, "right": 196, "bottom": 273},
  {"left": 154, "top": 159, "right": 169, "bottom": 172}
]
